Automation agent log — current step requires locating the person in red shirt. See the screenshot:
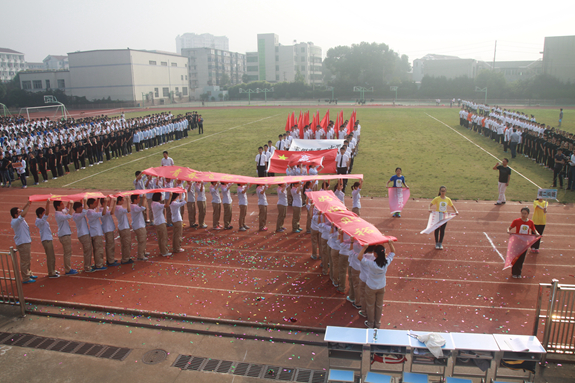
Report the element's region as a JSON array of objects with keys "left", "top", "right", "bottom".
[{"left": 507, "top": 207, "right": 540, "bottom": 278}]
